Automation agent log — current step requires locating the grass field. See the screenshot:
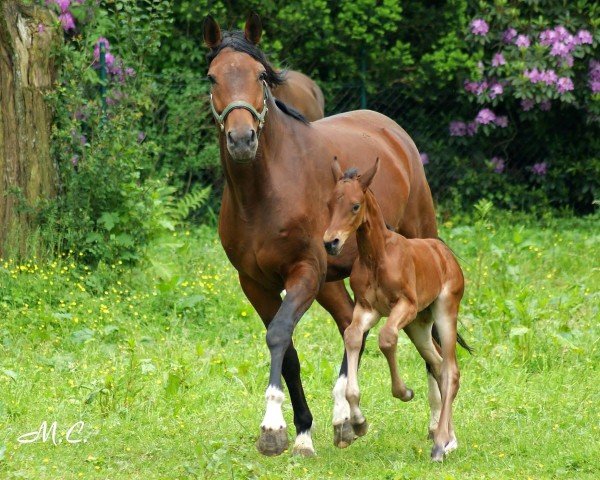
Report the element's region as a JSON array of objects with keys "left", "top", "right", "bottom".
[{"left": 1, "top": 206, "right": 599, "bottom": 479}]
